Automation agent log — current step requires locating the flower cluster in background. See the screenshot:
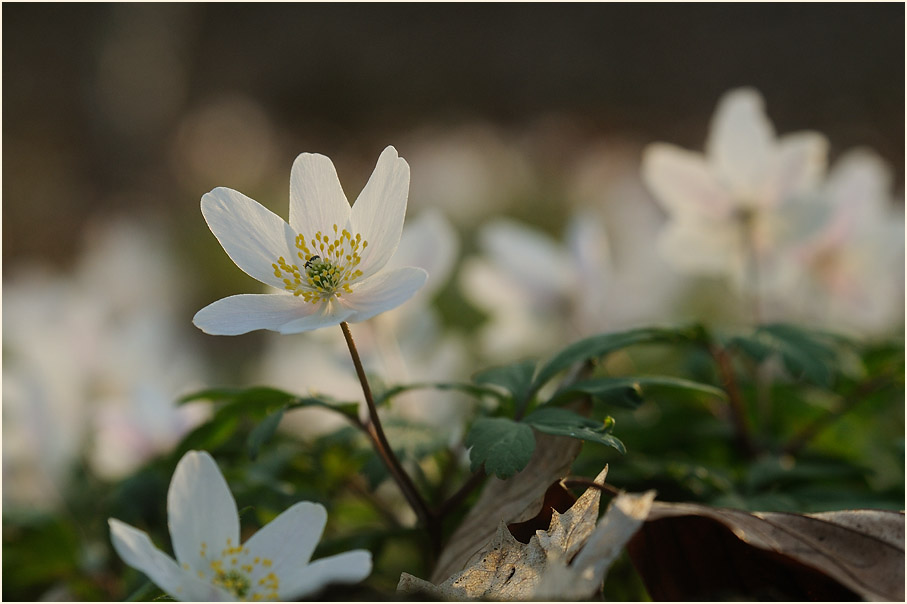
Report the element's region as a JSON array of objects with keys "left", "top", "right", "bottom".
[
  {"left": 2, "top": 83, "right": 903, "bottom": 601},
  {"left": 642, "top": 88, "right": 904, "bottom": 335},
  {"left": 3, "top": 219, "right": 210, "bottom": 510},
  {"left": 4, "top": 87, "right": 903, "bottom": 513}
]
